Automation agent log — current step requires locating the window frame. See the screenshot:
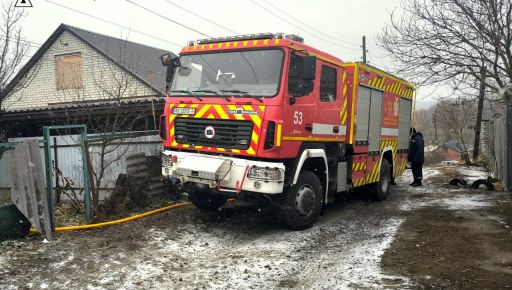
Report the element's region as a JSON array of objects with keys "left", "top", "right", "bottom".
[
  {"left": 55, "top": 52, "right": 83, "bottom": 90},
  {"left": 319, "top": 64, "right": 337, "bottom": 102}
]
